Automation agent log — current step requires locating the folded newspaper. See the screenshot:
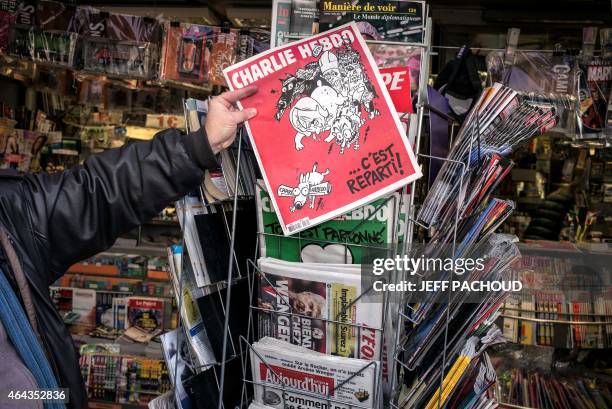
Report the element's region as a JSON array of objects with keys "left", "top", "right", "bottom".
[
  {"left": 251, "top": 337, "right": 377, "bottom": 409},
  {"left": 257, "top": 257, "right": 383, "bottom": 361}
]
